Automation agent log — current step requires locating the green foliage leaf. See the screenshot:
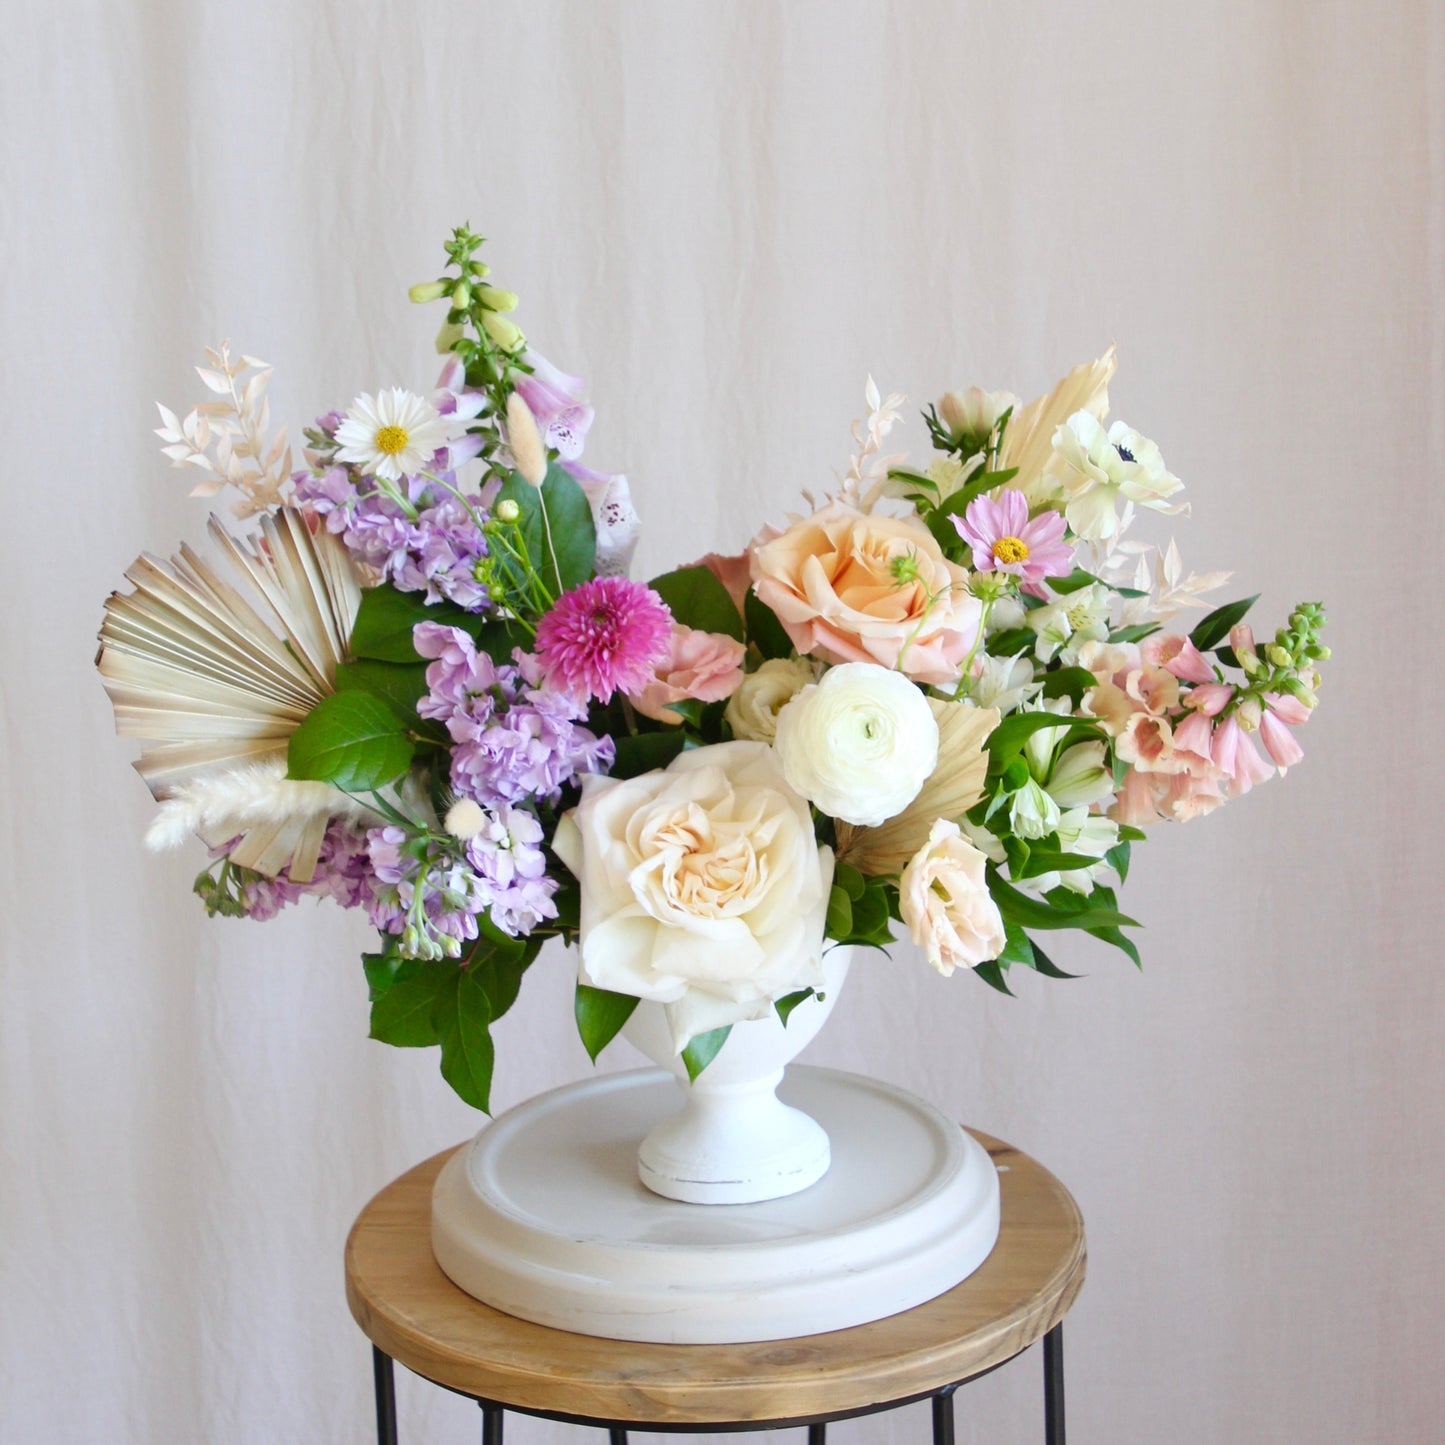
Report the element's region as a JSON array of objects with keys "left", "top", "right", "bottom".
[
  {"left": 775, "top": 989, "right": 817, "bottom": 1026},
  {"left": 494, "top": 462, "right": 596, "bottom": 599},
  {"left": 436, "top": 968, "right": 496, "bottom": 1112},
  {"left": 931, "top": 466, "right": 1020, "bottom": 522},
  {"left": 574, "top": 984, "right": 639, "bottom": 1063},
  {"left": 1029, "top": 937, "right": 1083, "bottom": 979},
  {"left": 362, "top": 949, "right": 417, "bottom": 1000},
  {"left": 997, "top": 924, "right": 1035, "bottom": 968},
  {"left": 466, "top": 936, "right": 541, "bottom": 1022},
  {"left": 973, "top": 959, "right": 1014, "bottom": 995},
  {"left": 368, "top": 960, "right": 453, "bottom": 1047},
  {"left": 986, "top": 627, "right": 1036, "bottom": 657},
  {"left": 988, "top": 867, "right": 1139, "bottom": 932},
  {"left": 472, "top": 618, "right": 531, "bottom": 663},
  {"left": 349, "top": 583, "right": 477, "bottom": 663},
  {"left": 335, "top": 659, "right": 430, "bottom": 724},
  {"left": 826, "top": 884, "right": 853, "bottom": 939},
  {"left": 611, "top": 728, "right": 688, "bottom": 779},
  {"left": 744, "top": 589, "right": 795, "bottom": 660},
  {"left": 1190, "top": 594, "right": 1260, "bottom": 653},
  {"left": 1040, "top": 667, "right": 1098, "bottom": 706},
  {"left": 1089, "top": 924, "right": 1143, "bottom": 969},
  {"left": 986, "top": 712, "right": 1102, "bottom": 774},
  {"left": 1104, "top": 840, "right": 1132, "bottom": 883},
  {"left": 1045, "top": 568, "right": 1104, "bottom": 596},
  {"left": 1011, "top": 847, "right": 1112, "bottom": 880},
  {"left": 287, "top": 690, "right": 414, "bottom": 791},
  {"left": 648, "top": 564, "right": 744, "bottom": 641},
  {"left": 682, "top": 1026, "right": 731, "bottom": 1082},
  {"left": 1109, "top": 622, "right": 1161, "bottom": 645},
  {"left": 833, "top": 860, "right": 867, "bottom": 902}
]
